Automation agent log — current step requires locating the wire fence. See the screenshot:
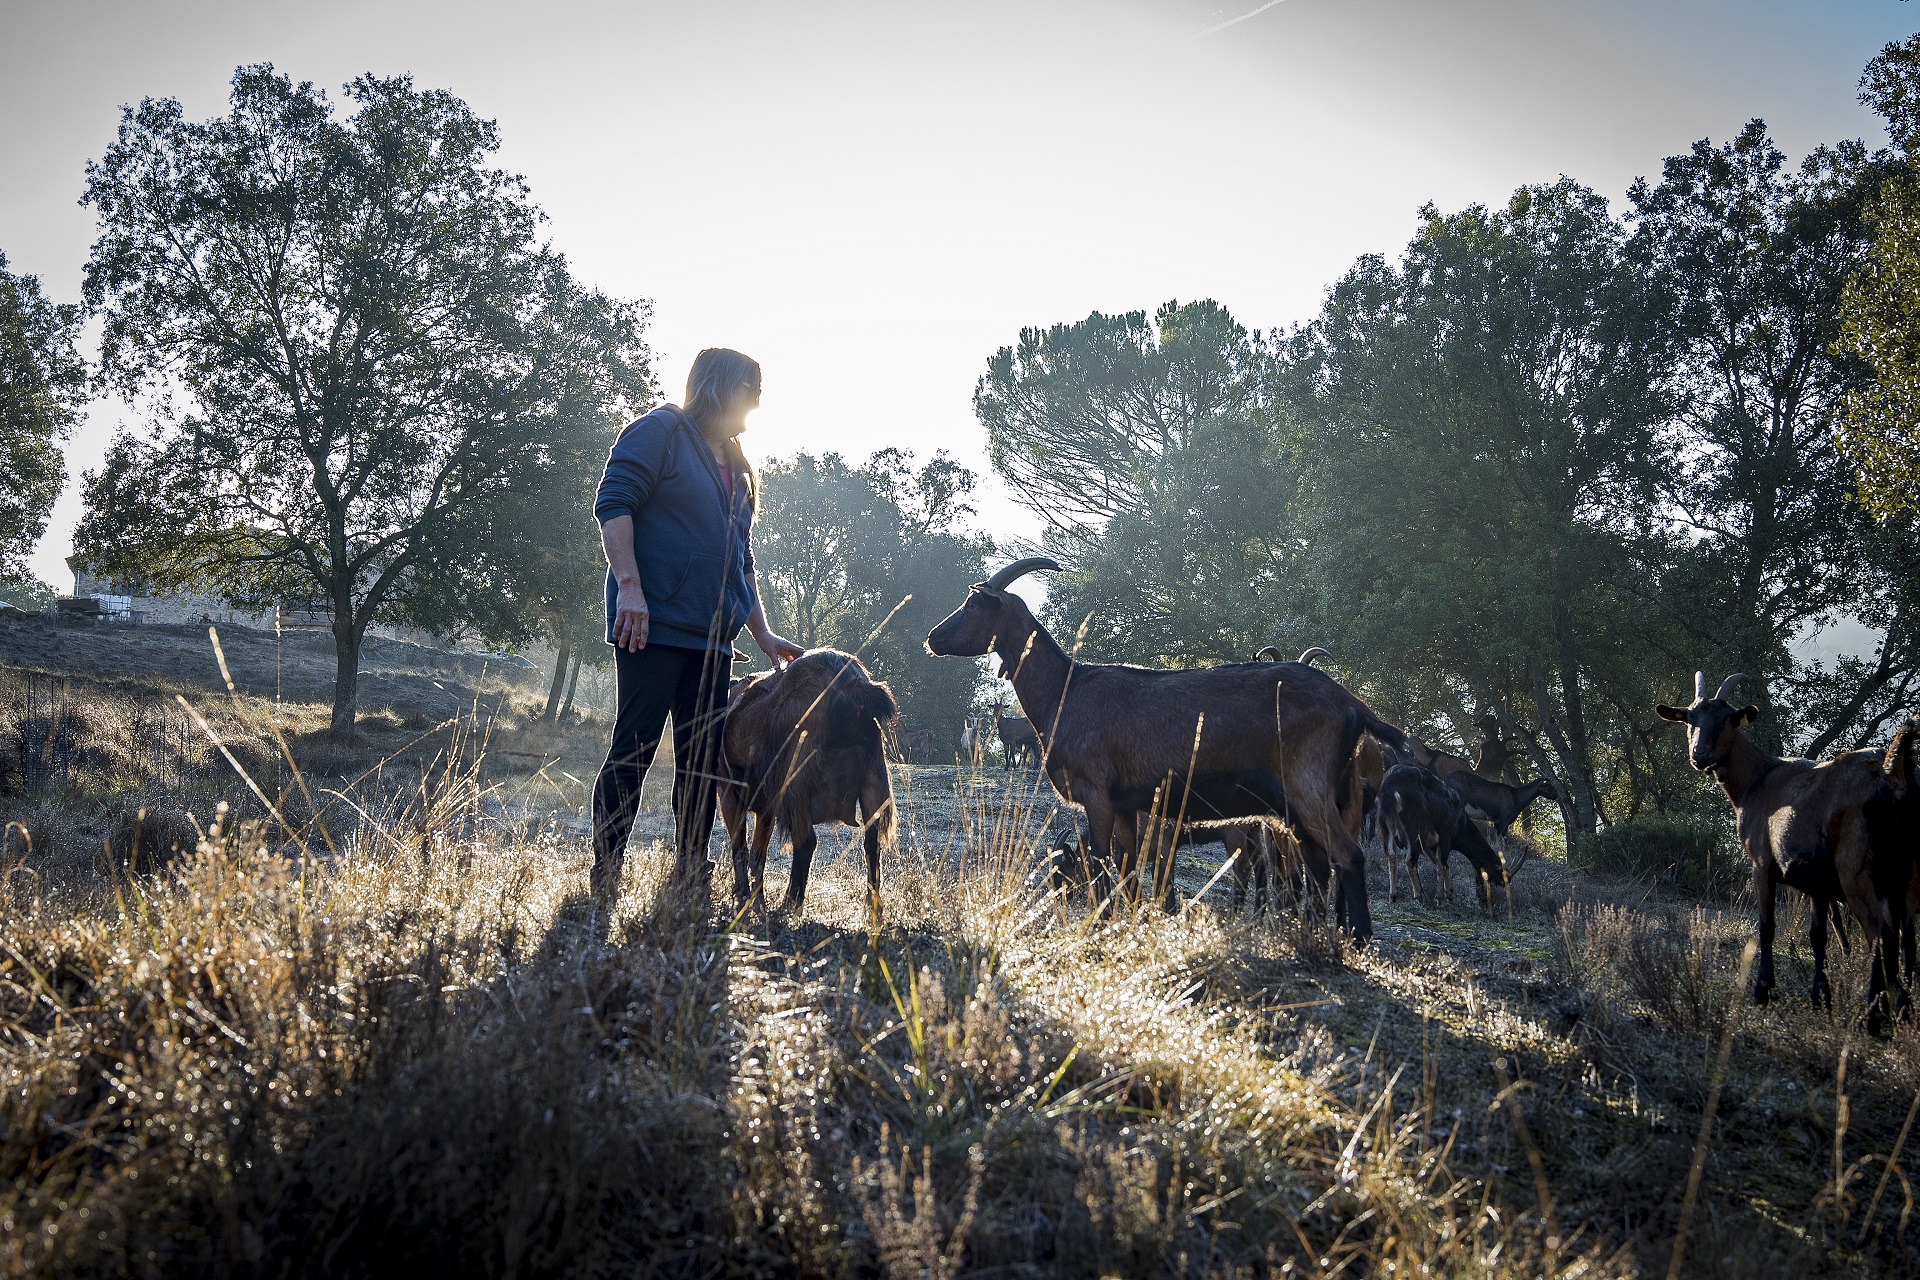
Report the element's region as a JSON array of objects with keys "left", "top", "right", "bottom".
[{"left": 2, "top": 668, "right": 214, "bottom": 793}]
